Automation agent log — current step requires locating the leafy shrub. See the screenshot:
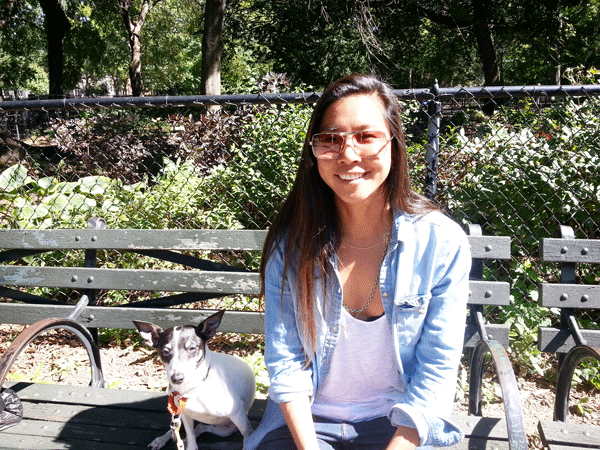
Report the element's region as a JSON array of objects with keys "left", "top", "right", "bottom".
[
  {"left": 204, "top": 103, "right": 312, "bottom": 228},
  {"left": 443, "top": 98, "right": 599, "bottom": 244}
]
